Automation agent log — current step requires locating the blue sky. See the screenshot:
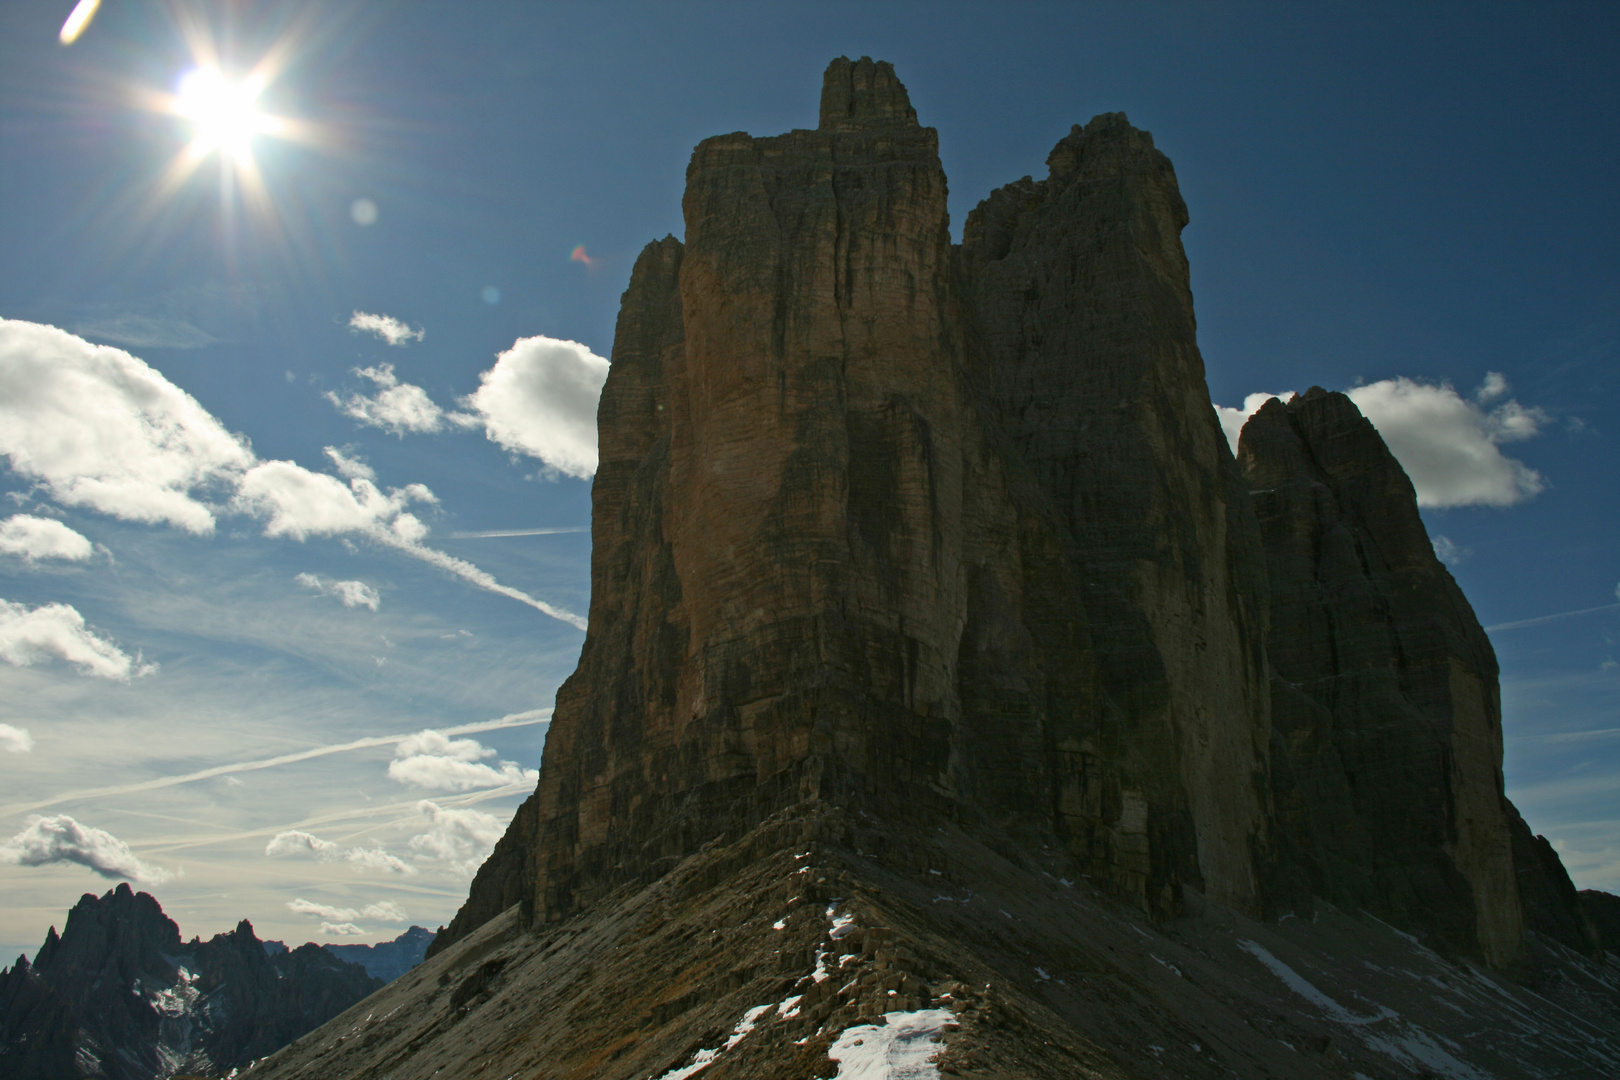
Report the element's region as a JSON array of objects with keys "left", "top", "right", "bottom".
[{"left": 1, "top": 1, "right": 1616, "bottom": 962}]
